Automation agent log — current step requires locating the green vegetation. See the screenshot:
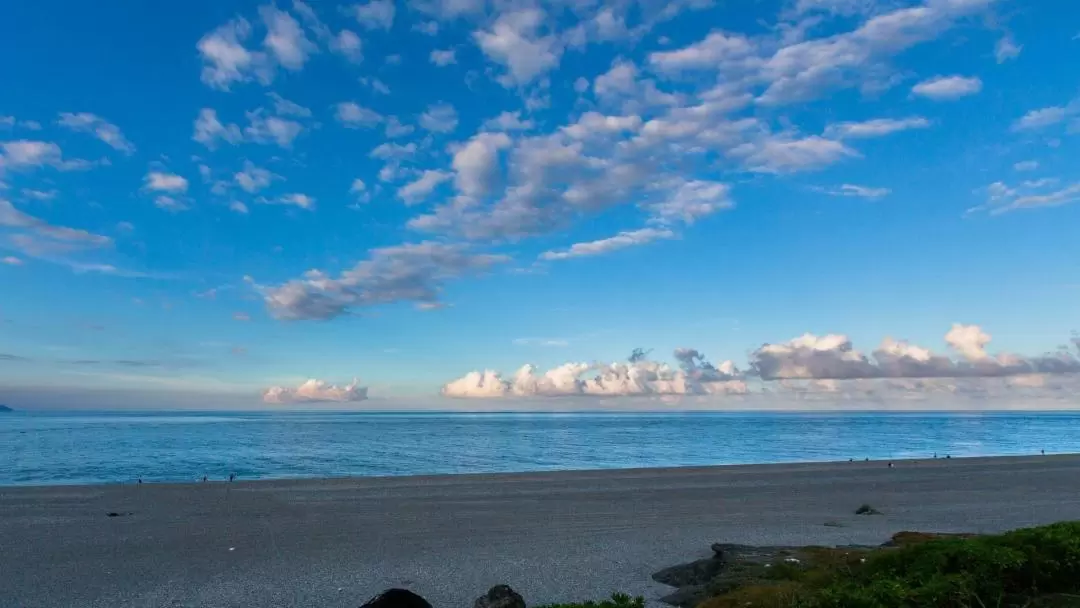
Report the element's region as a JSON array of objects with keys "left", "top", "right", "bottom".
[
  {"left": 694, "top": 522, "right": 1080, "bottom": 608},
  {"left": 536, "top": 593, "right": 646, "bottom": 608}
]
